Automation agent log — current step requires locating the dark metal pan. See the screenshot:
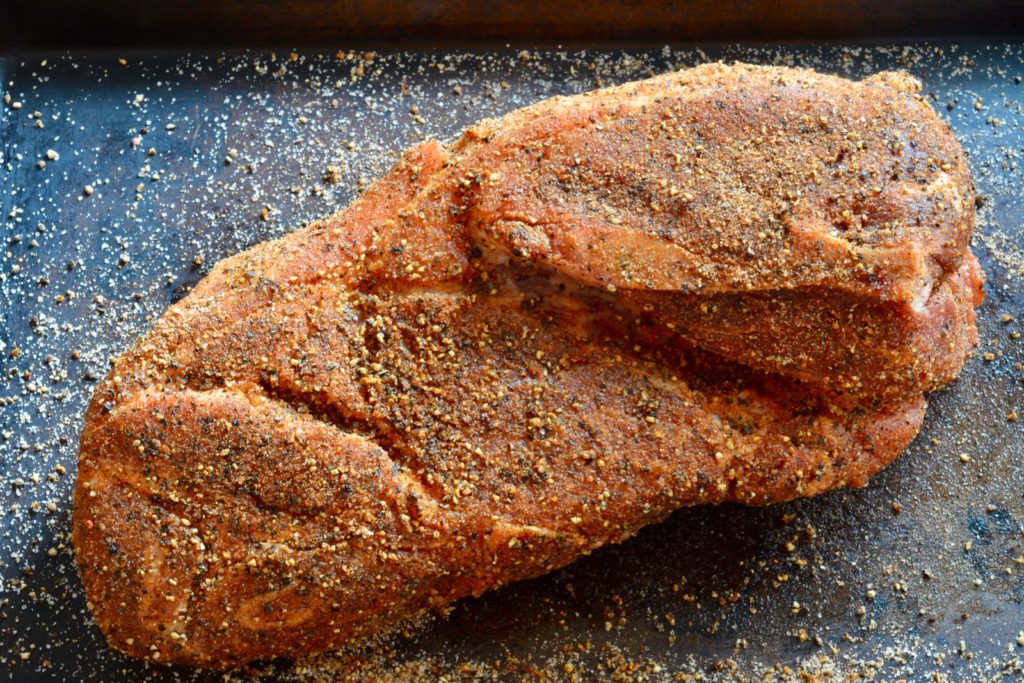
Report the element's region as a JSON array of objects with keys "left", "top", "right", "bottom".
[
  {"left": 2, "top": 4, "right": 1023, "bottom": 681},
  {"left": 2, "top": 0, "right": 1024, "bottom": 47}
]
